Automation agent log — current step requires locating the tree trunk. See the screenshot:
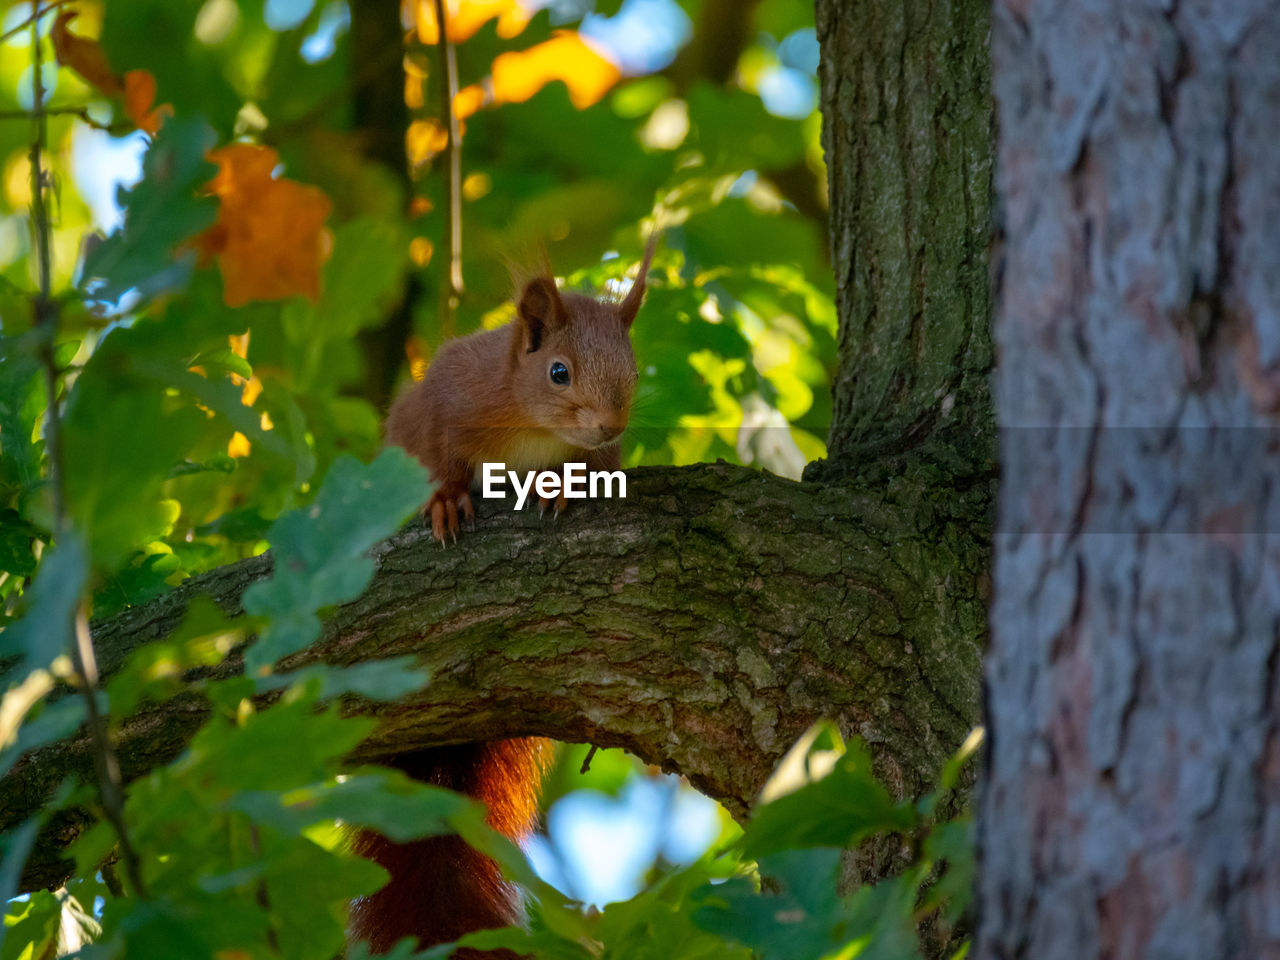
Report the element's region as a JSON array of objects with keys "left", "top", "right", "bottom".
[
  {"left": 348, "top": 0, "right": 419, "bottom": 411},
  {"left": 815, "top": 0, "right": 993, "bottom": 481},
  {"left": 4, "top": 0, "right": 997, "bottom": 896},
  {"left": 979, "top": 3, "right": 1280, "bottom": 957}
]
